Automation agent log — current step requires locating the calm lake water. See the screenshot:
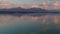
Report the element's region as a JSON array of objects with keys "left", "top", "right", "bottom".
[{"left": 0, "top": 13, "right": 60, "bottom": 34}]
